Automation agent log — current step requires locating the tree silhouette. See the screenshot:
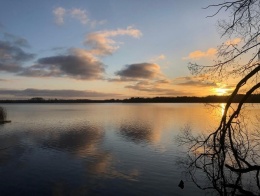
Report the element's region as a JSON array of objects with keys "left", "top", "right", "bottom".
[{"left": 179, "top": 1, "right": 260, "bottom": 195}]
